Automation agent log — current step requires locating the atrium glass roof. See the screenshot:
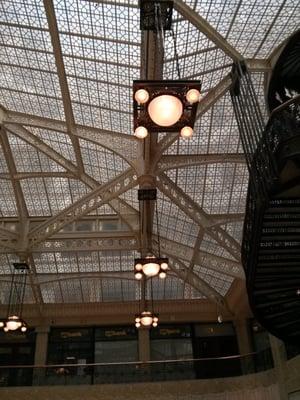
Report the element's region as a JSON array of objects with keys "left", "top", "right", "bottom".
[{"left": 0, "top": 0, "right": 299, "bottom": 310}]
